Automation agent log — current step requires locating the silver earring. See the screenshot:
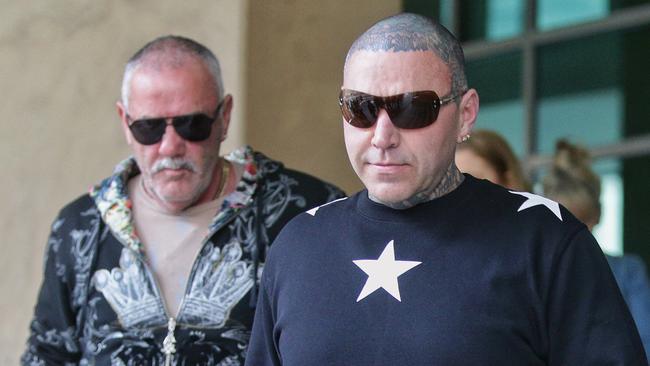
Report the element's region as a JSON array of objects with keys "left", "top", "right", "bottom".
[{"left": 459, "top": 134, "right": 471, "bottom": 143}]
